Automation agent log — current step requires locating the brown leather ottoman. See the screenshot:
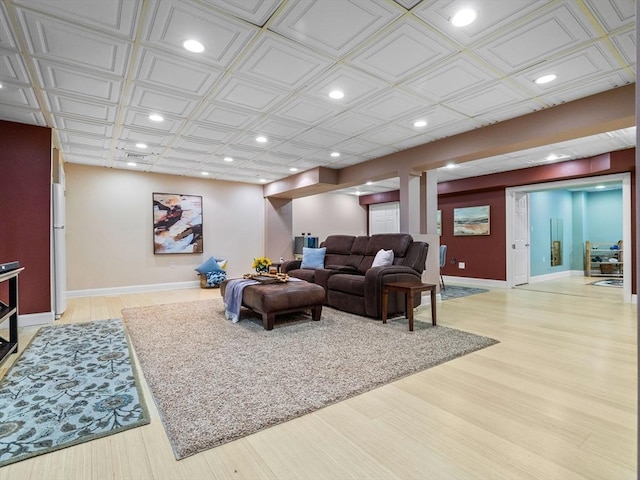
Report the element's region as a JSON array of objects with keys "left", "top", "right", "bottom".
[{"left": 221, "top": 280, "right": 325, "bottom": 330}]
